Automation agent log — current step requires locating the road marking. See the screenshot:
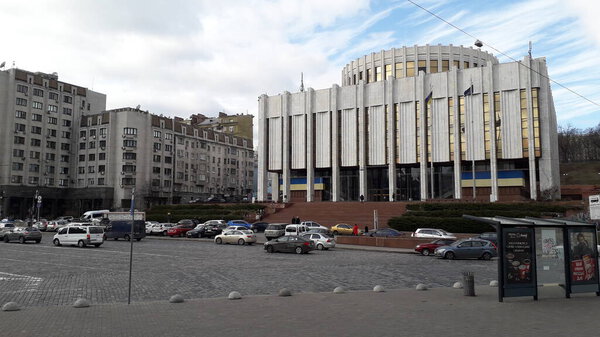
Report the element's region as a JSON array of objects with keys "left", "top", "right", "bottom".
[
  {"left": 0, "top": 257, "right": 119, "bottom": 271},
  {"left": 0, "top": 245, "right": 197, "bottom": 259},
  {"left": 0, "top": 272, "right": 42, "bottom": 292}
]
